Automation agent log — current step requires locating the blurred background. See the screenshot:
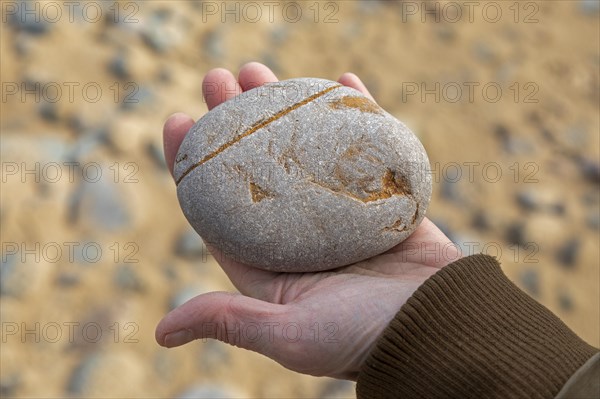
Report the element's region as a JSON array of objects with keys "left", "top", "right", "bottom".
[{"left": 1, "top": 1, "right": 598, "bottom": 398}]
